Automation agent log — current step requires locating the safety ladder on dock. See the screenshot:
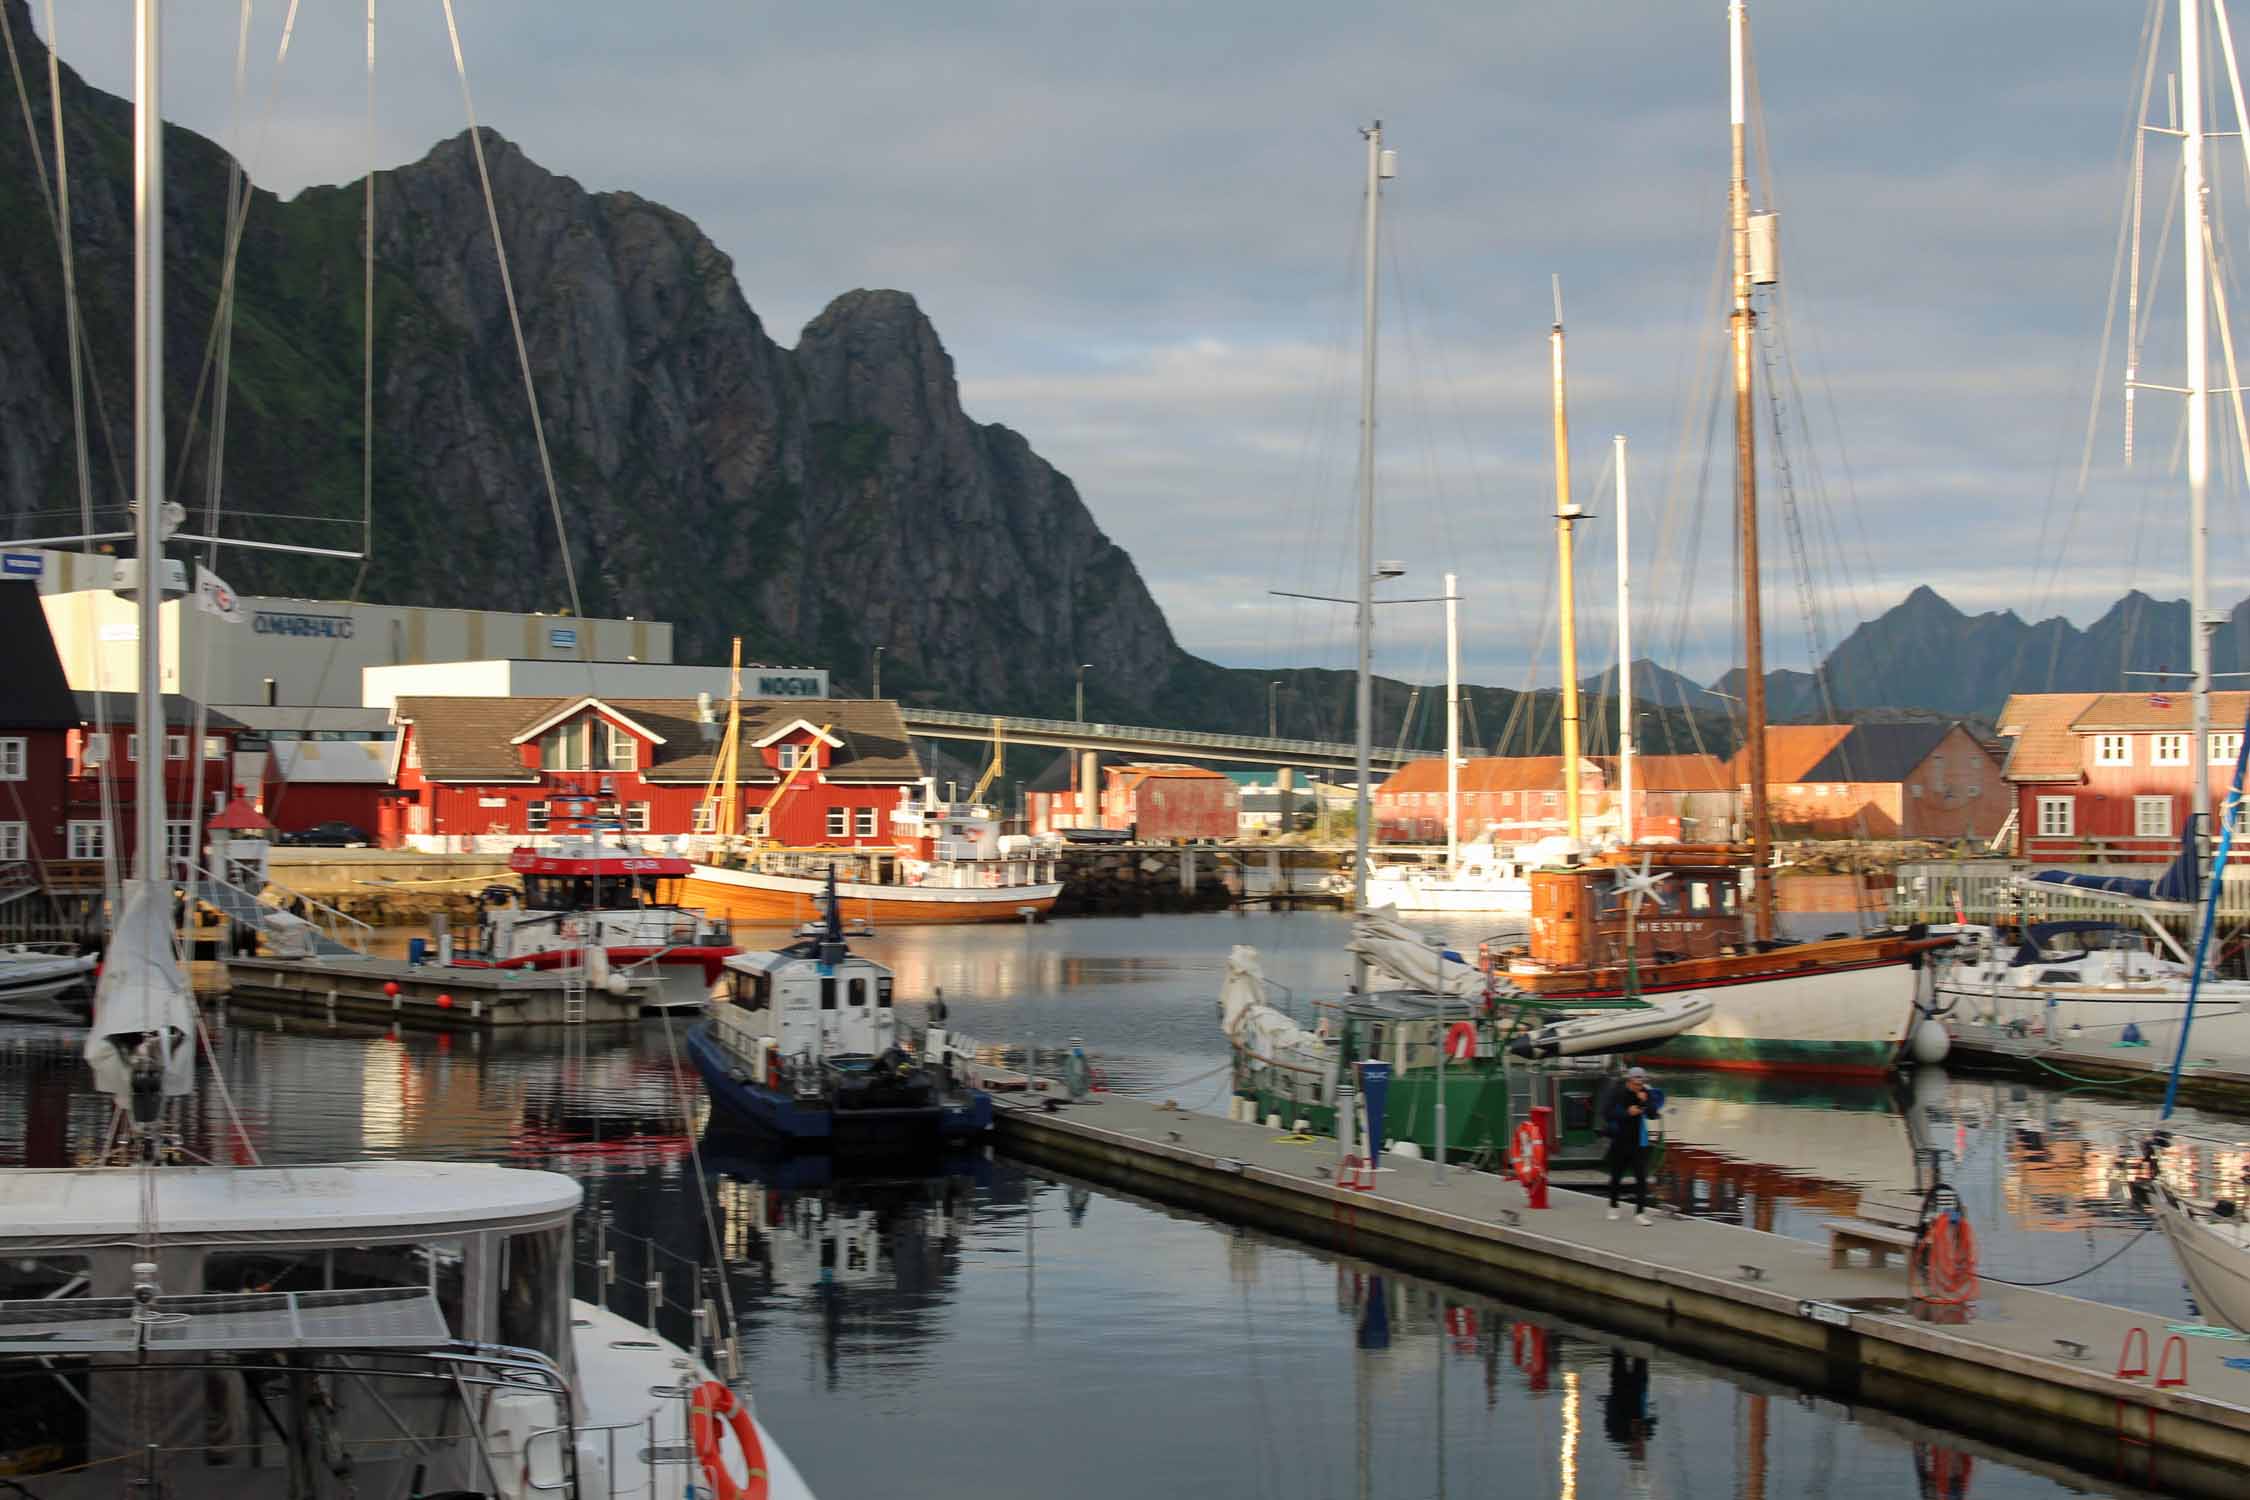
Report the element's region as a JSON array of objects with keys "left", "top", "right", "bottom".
[{"left": 560, "top": 965, "right": 589, "bottom": 1025}]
